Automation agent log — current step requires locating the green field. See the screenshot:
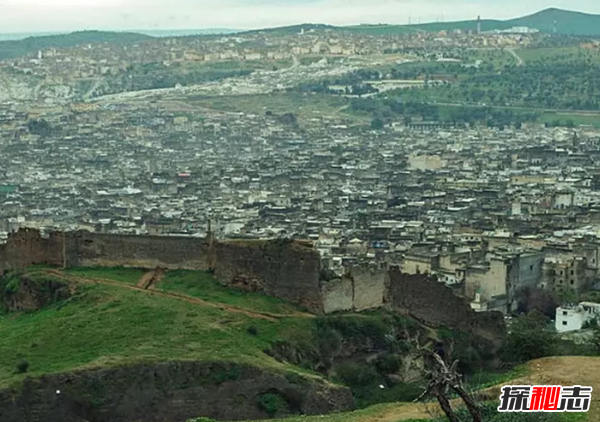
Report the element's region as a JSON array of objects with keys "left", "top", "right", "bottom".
[
  {"left": 516, "top": 46, "right": 600, "bottom": 65},
  {"left": 190, "top": 92, "right": 363, "bottom": 123},
  {"left": 539, "top": 111, "right": 600, "bottom": 128},
  {"left": 65, "top": 266, "right": 146, "bottom": 285},
  {"left": 0, "top": 268, "right": 312, "bottom": 389},
  {"left": 158, "top": 270, "right": 301, "bottom": 315}
]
